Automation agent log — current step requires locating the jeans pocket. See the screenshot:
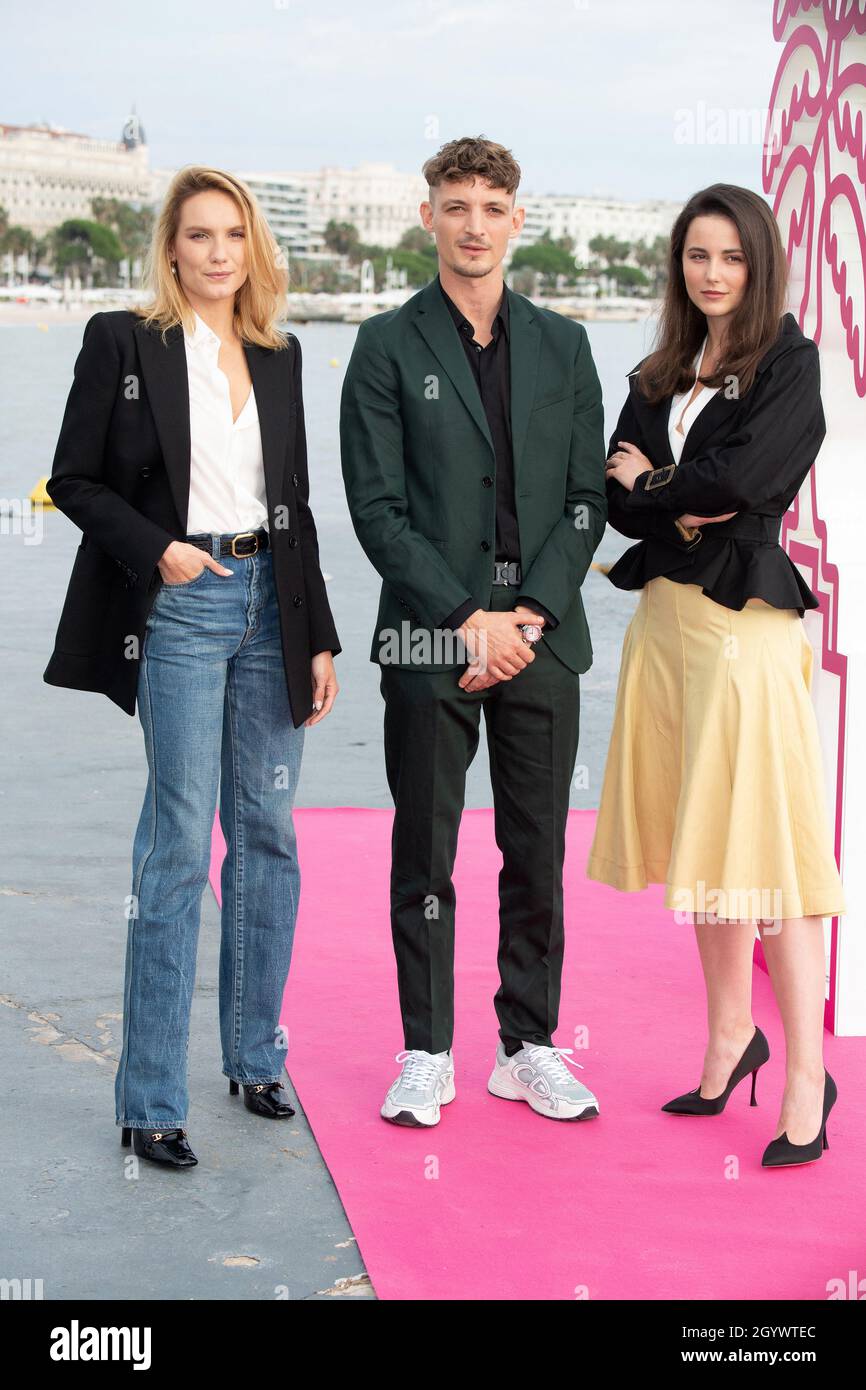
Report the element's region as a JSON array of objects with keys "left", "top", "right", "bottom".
[{"left": 161, "top": 565, "right": 210, "bottom": 589}]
